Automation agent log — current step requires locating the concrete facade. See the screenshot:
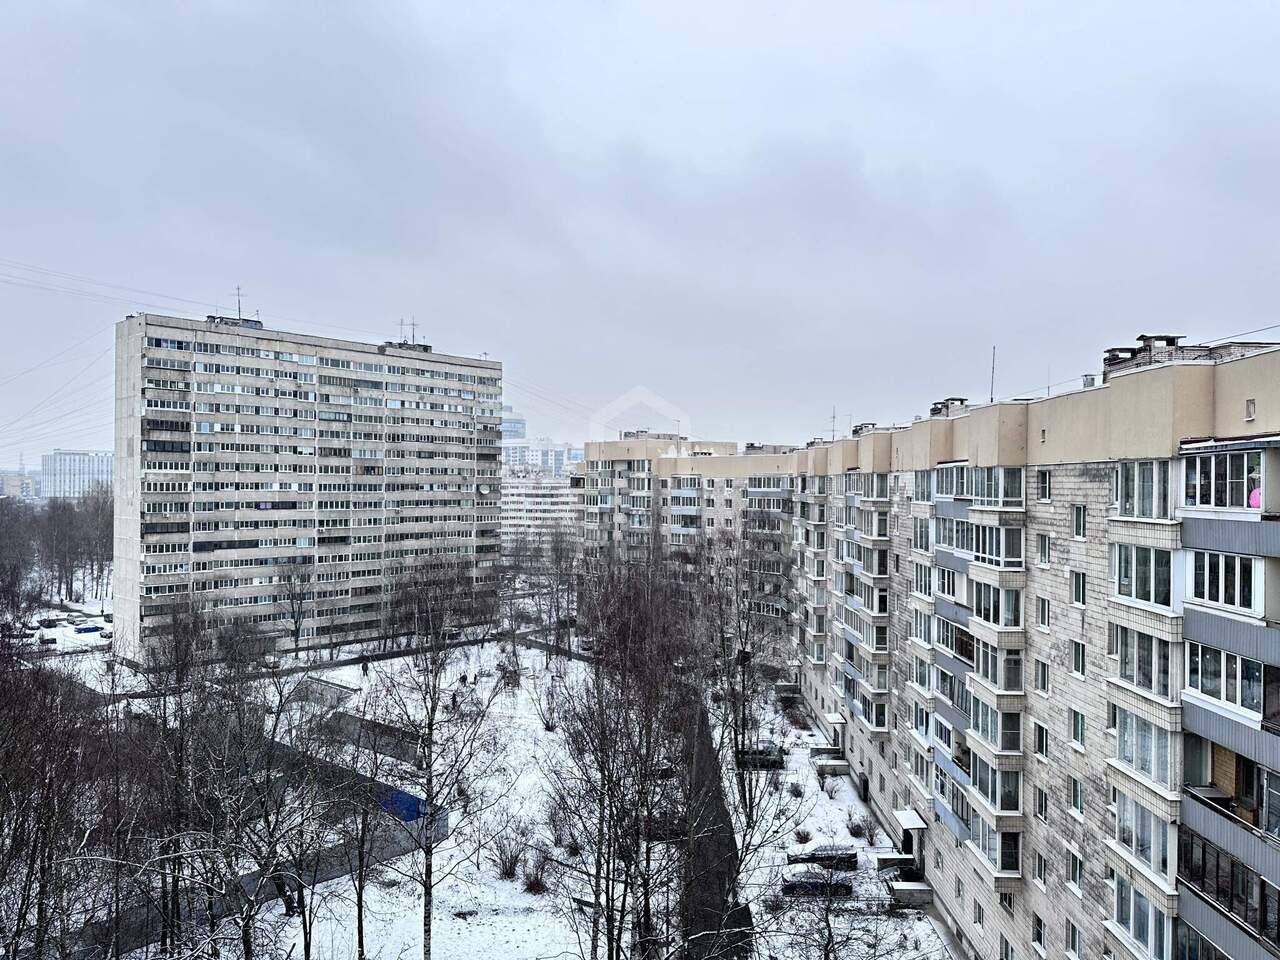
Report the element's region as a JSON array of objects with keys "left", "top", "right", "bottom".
[{"left": 112, "top": 313, "right": 501, "bottom": 665}]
